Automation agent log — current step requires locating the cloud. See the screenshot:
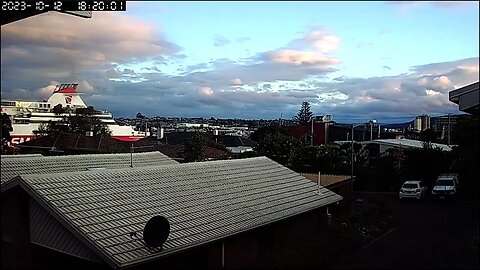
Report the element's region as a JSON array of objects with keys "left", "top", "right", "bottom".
[
  {"left": 320, "top": 57, "right": 478, "bottom": 121},
  {"left": 213, "top": 35, "right": 231, "bottom": 47},
  {"left": 264, "top": 50, "right": 340, "bottom": 66},
  {"left": 200, "top": 87, "right": 214, "bottom": 96},
  {"left": 378, "top": 29, "right": 389, "bottom": 36},
  {"left": 230, "top": 78, "right": 243, "bottom": 85},
  {"left": 389, "top": 1, "right": 478, "bottom": 10},
  {"left": 49, "top": 56, "right": 475, "bottom": 121},
  {"left": 1, "top": 12, "right": 181, "bottom": 92},
  {"left": 236, "top": 37, "right": 251, "bottom": 43},
  {"left": 357, "top": 42, "right": 374, "bottom": 48},
  {"left": 289, "top": 27, "right": 341, "bottom": 53},
  {"left": 1, "top": 14, "right": 477, "bottom": 122}
]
